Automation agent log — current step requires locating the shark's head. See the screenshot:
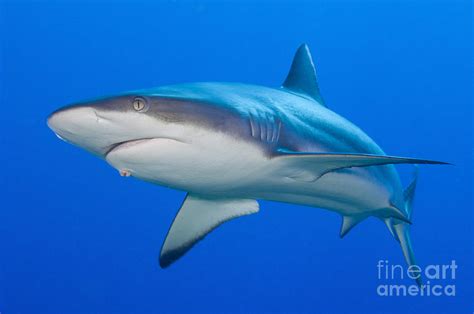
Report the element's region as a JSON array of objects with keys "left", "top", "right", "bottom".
[
  {"left": 47, "top": 87, "right": 251, "bottom": 183},
  {"left": 47, "top": 92, "right": 214, "bottom": 160},
  {"left": 47, "top": 87, "right": 246, "bottom": 160}
]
